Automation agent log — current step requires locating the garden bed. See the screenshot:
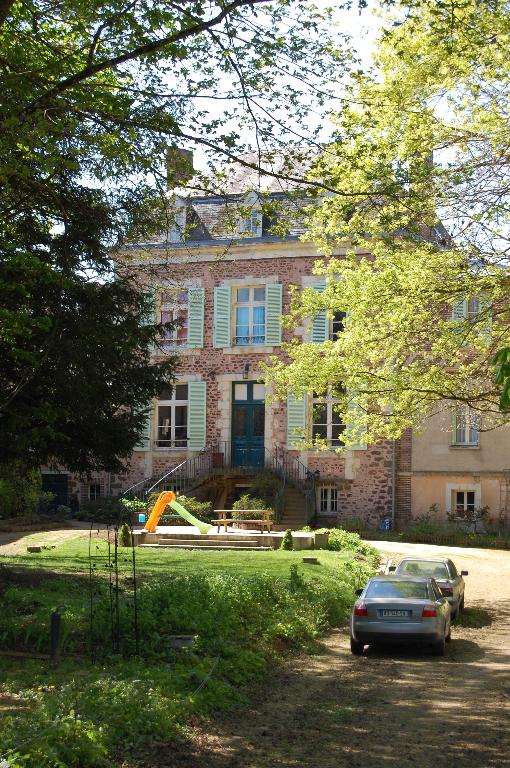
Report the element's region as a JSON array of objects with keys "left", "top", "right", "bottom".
[{"left": 0, "top": 541, "right": 377, "bottom": 767}]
